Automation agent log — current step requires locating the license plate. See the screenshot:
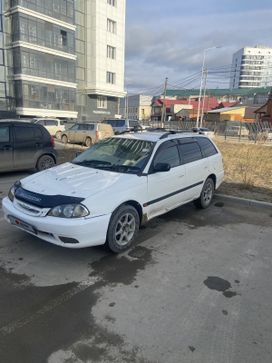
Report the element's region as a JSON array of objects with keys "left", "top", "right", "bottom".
[{"left": 8, "top": 215, "right": 37, "bottom": 234}]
